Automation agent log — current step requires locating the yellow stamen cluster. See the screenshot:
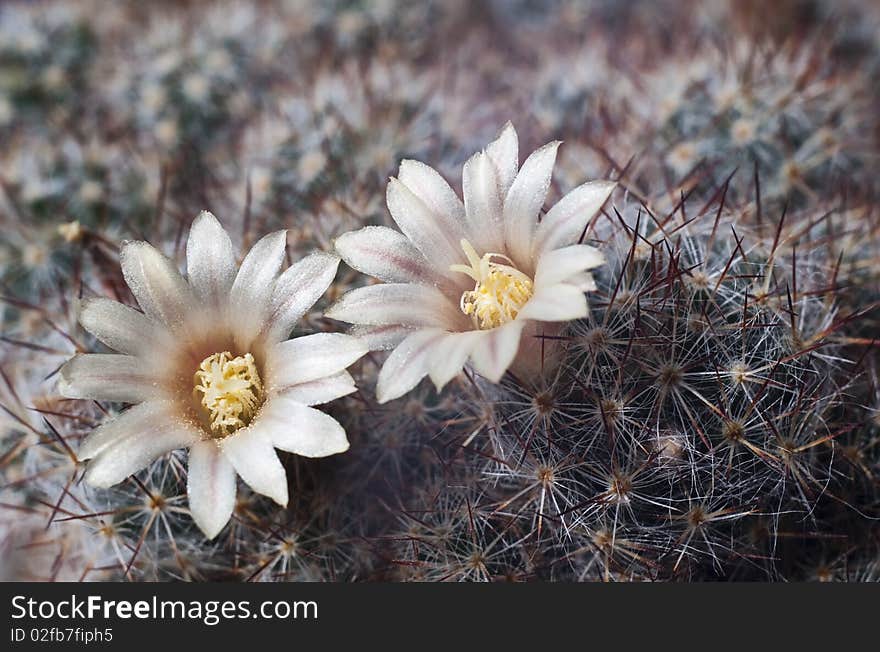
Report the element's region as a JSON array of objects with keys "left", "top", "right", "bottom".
[
  {"left": 193, "top": 351, "right": 263, "bottom": 438},
  {"left": 450, "top": 239, "right": 534, "bottom": 330}
]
